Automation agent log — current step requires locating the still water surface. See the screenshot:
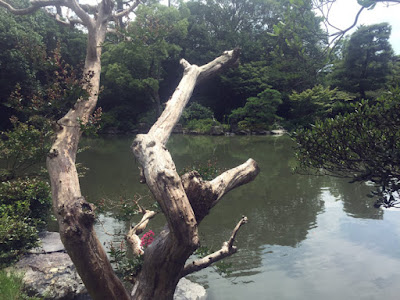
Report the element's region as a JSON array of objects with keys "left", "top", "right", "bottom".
[{"left": 78, "top": 135, "right": 400, "bottom": 300}]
